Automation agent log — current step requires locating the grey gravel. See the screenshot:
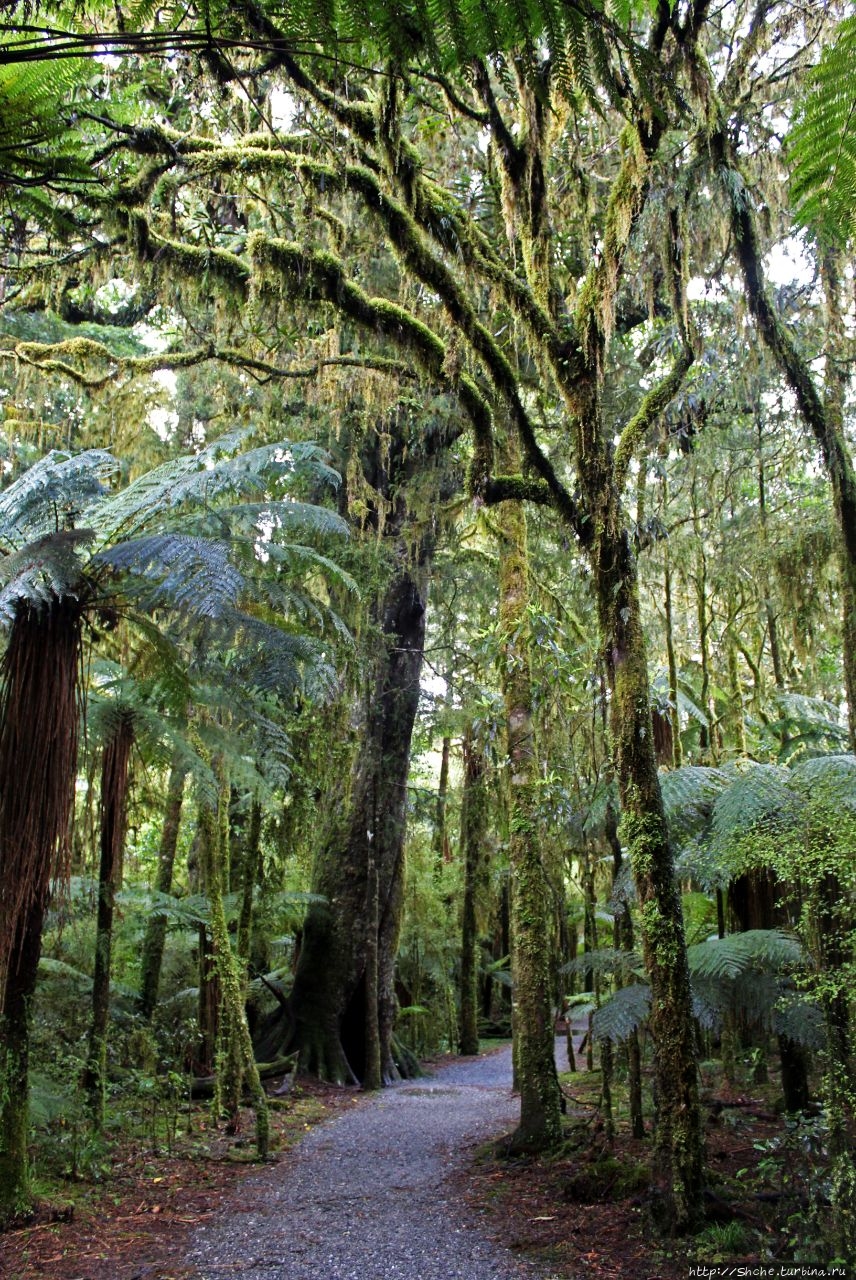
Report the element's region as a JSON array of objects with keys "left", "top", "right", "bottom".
[{"left": 186, "top": 1044, "right": 550, "bottom": 1279}]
